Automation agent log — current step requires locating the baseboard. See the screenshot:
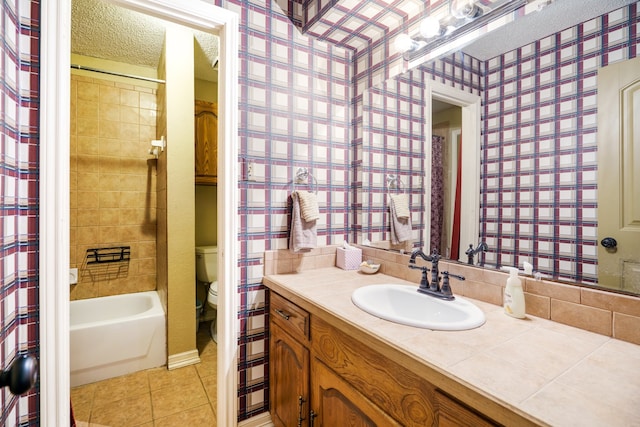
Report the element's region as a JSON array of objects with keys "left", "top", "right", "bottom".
[
  {"left": 238, "top": 411, "right": 274, "bottom": 427},
  {"left": 167, "top": 349, "right": 200, "bottom": 370}
]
